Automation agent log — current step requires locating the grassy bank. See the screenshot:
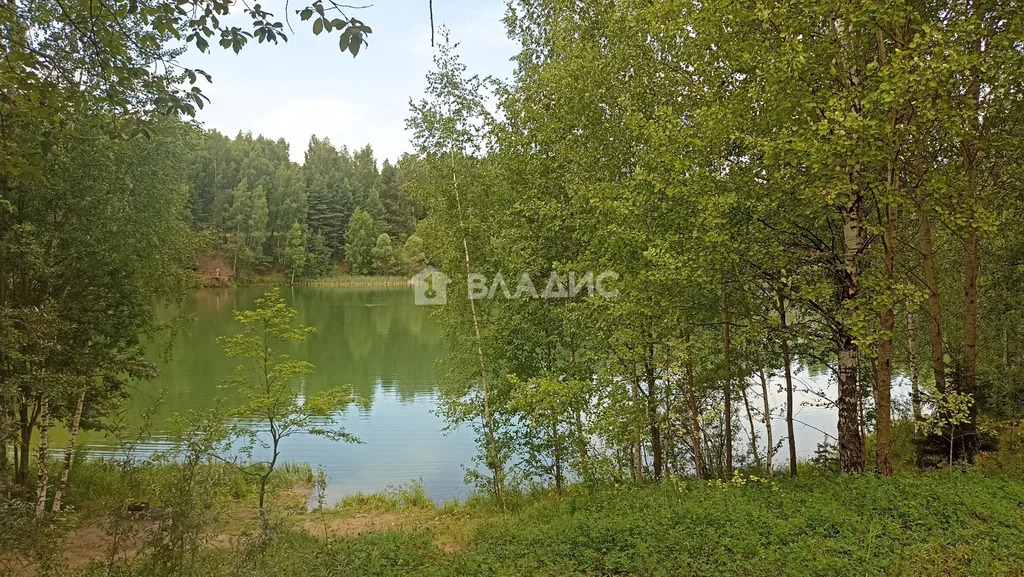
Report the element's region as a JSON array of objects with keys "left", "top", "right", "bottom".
[
  {"left": 222, "top": 472, "right": 1024, "bottom": 577},
  {"left": 8, "top": 461, "right": 1024, "bottom": 576},
  {"left": 220, "top": 274, "right": 410, "bottom": 288},
  {"left": 293, "top": 275, "right": 409, "bottom": 287},
  {"left": 37, "top": 469, "right": 1023, "bottom": 576}
]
